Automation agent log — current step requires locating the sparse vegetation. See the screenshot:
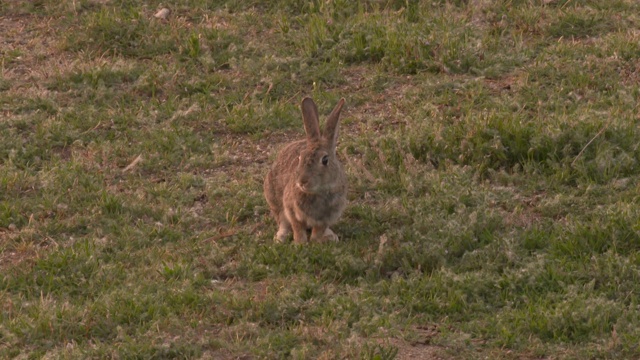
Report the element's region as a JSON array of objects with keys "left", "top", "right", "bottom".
[{"left": 2, "top": 0, "right": 640, "bottom": 358}]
